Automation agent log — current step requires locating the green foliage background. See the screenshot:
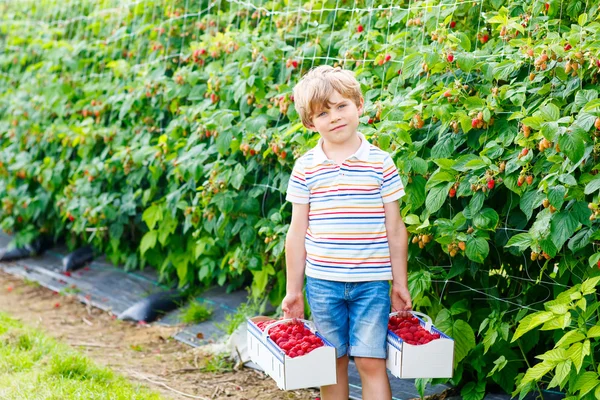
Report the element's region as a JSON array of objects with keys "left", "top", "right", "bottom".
[{"left": 2, "top": 0, "right": 600, "bottom": 396}]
